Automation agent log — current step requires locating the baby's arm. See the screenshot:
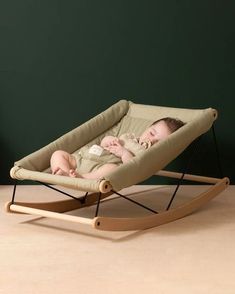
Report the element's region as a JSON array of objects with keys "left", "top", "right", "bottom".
[
  {"left": 120, "top": 149, "right": 134, "bottom": 163},
  {"left": 105, "top": 141, "right": 134, "bottom": 163}
]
